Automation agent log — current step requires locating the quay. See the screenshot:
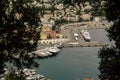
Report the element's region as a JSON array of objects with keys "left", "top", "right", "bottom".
[{"left": 62, "top": 41, "right": 108, "bottom": 47}]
